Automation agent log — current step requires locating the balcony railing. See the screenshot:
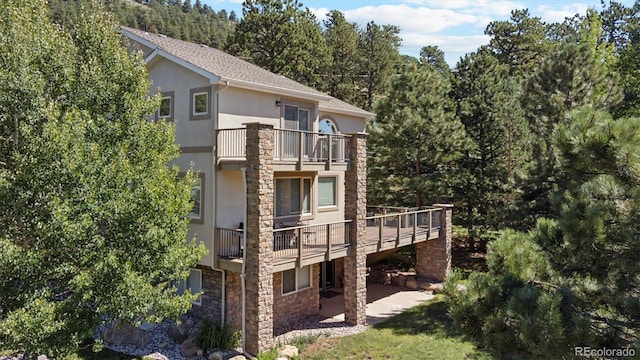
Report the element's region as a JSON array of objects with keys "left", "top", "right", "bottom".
[
  {"left": 365, "top": 207, "right": 442, "bottom": 250},
  {"left": 216, "top": 220, "right": 352, "bottom": 262},
  {"left": 216, "top": 128, "right": 350, "bottom": 164}
]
